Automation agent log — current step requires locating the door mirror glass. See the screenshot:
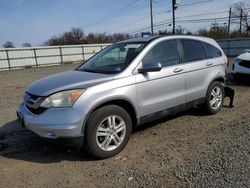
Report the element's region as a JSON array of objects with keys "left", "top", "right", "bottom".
[{"left": 138, "top": 62, "right": 162, "bottom": 73}]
